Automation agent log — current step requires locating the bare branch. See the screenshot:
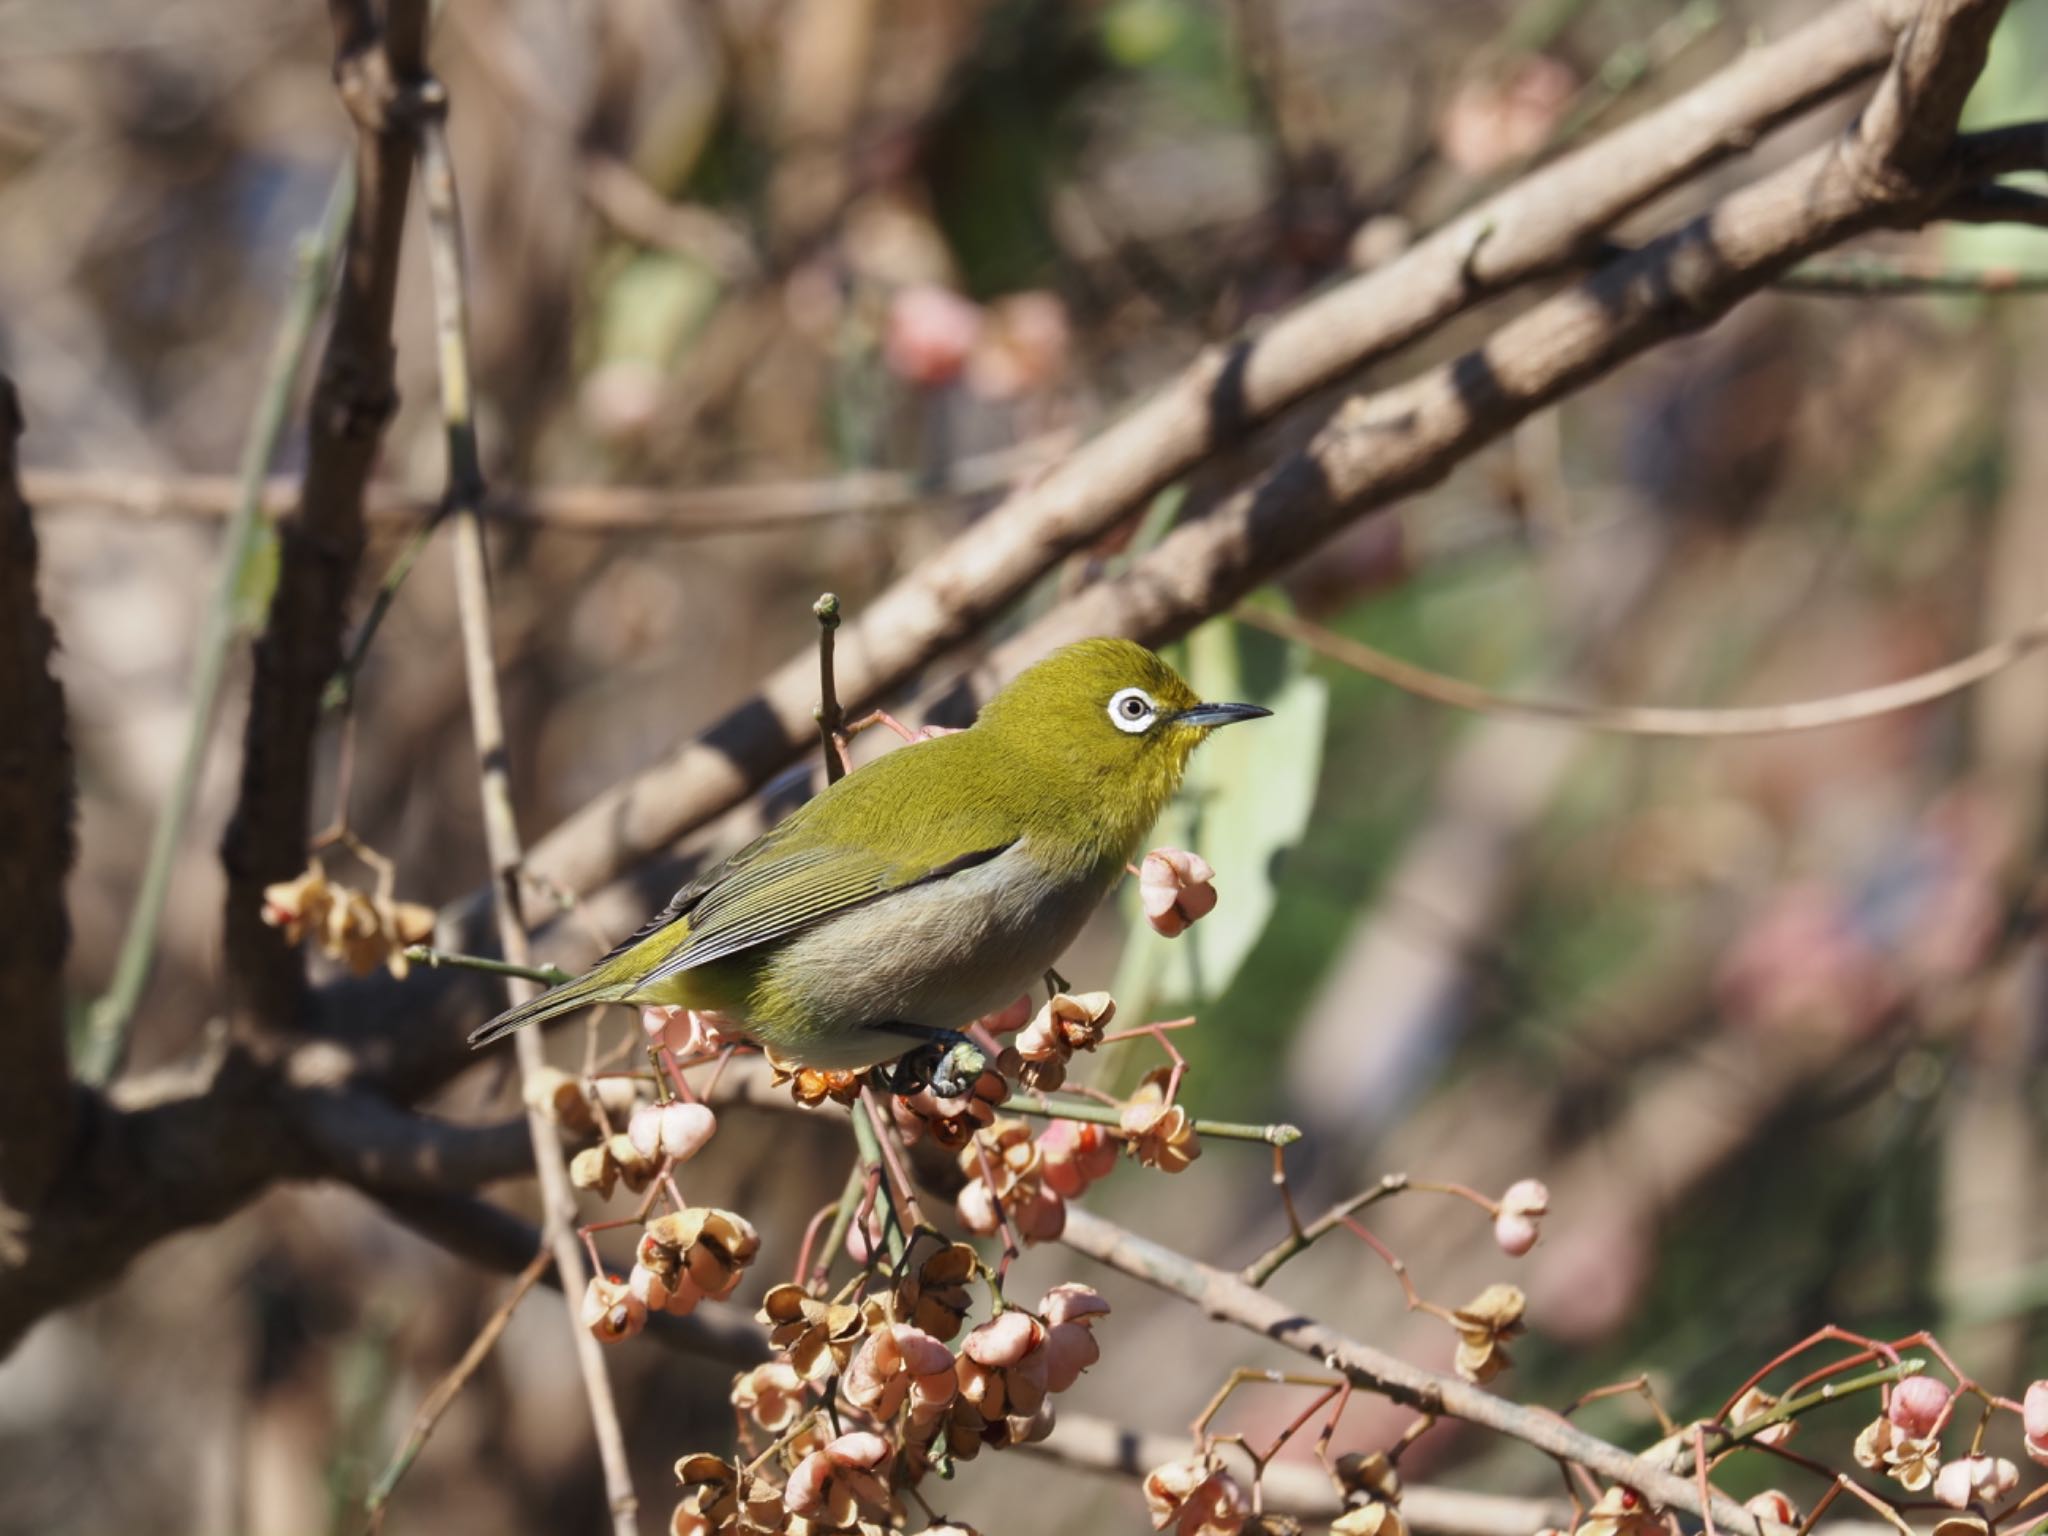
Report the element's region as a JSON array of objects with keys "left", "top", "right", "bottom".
[
  {"left": 0, "top": 377, "right": 78, "bottom": 1238},
  {"left": 1951, "top": 117, "right": 2048, "bottom": 179},
  {"left": 1240, "top": 599, "right": 2048, "bottom": 737},
  {"left": 19, "top": 433, "right": 1064, "bottom": 537},
  {"left": 295, "top": 1091, "right": 543, "bottom": 1192},
  {"left": 1033, "top": 1412, "right": 1577, "bottom": 1534},
  {"left": 499, "top": 0, "right": 1910, "bottom": 917},
  {"left": 77, "top": 171, "right": 355, "bottom": 1085},
  {"left": 219, "top": 0, "right": 429, "bottom": 1032},
  {"left": 0, "top": 1054, "right": 316, "bottom": 1354},
  {"left": 364, "top": 1246, "right": 553, "bottom": 1531},
  {"left": 1939, "top": 182, "right": 2048, "bottom": 228},
  {"left": 418, "top": 90, "right": 641, "bottom": 1534},
  {"left": 1058, "top": 1207, "right": 1764, "bottom": 1533},
  {"left": 956, "top": 6, "right": 2015, "bottom": 696},
  {"left": 1850, "top": 0, "right": 2007, "bottom": 184}
]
